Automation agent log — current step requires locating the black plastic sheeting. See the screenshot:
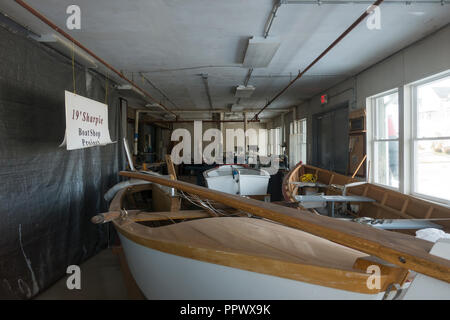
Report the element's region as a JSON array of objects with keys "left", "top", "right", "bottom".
[{"left": 0, "top": 25, "right": 126, "bottom": 299}]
